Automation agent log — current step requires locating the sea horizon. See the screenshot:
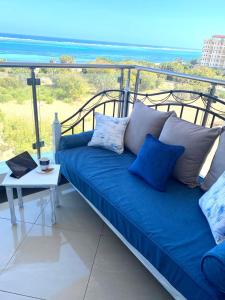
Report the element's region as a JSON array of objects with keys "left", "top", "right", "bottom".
[{"left": 0, "top": 32, "right": 201, "bottom": 64}]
